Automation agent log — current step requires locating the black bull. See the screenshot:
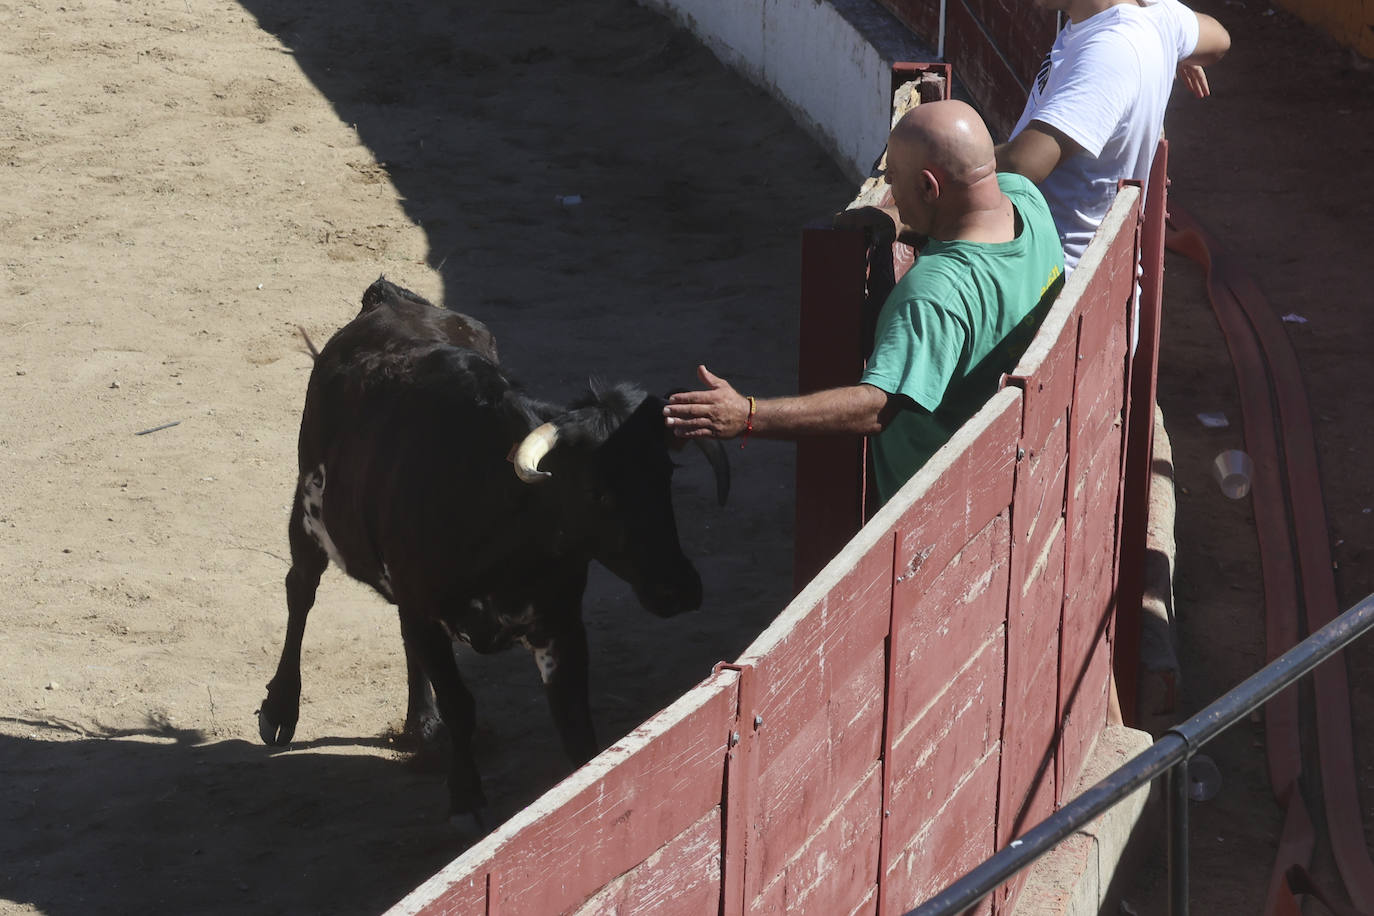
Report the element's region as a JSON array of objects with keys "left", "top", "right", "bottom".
[{"left": 257, "top": 278, "right": 728, "bottom": 834}]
